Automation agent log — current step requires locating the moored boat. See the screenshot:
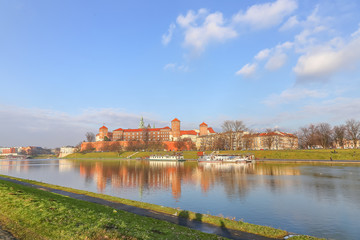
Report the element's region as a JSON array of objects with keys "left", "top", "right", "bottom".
[
  {"left": 147, "top": 154, "right": 185, "bottom": 161},
  {"left": 198, "top": 154, "right": 255, "bottom": 163}
]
